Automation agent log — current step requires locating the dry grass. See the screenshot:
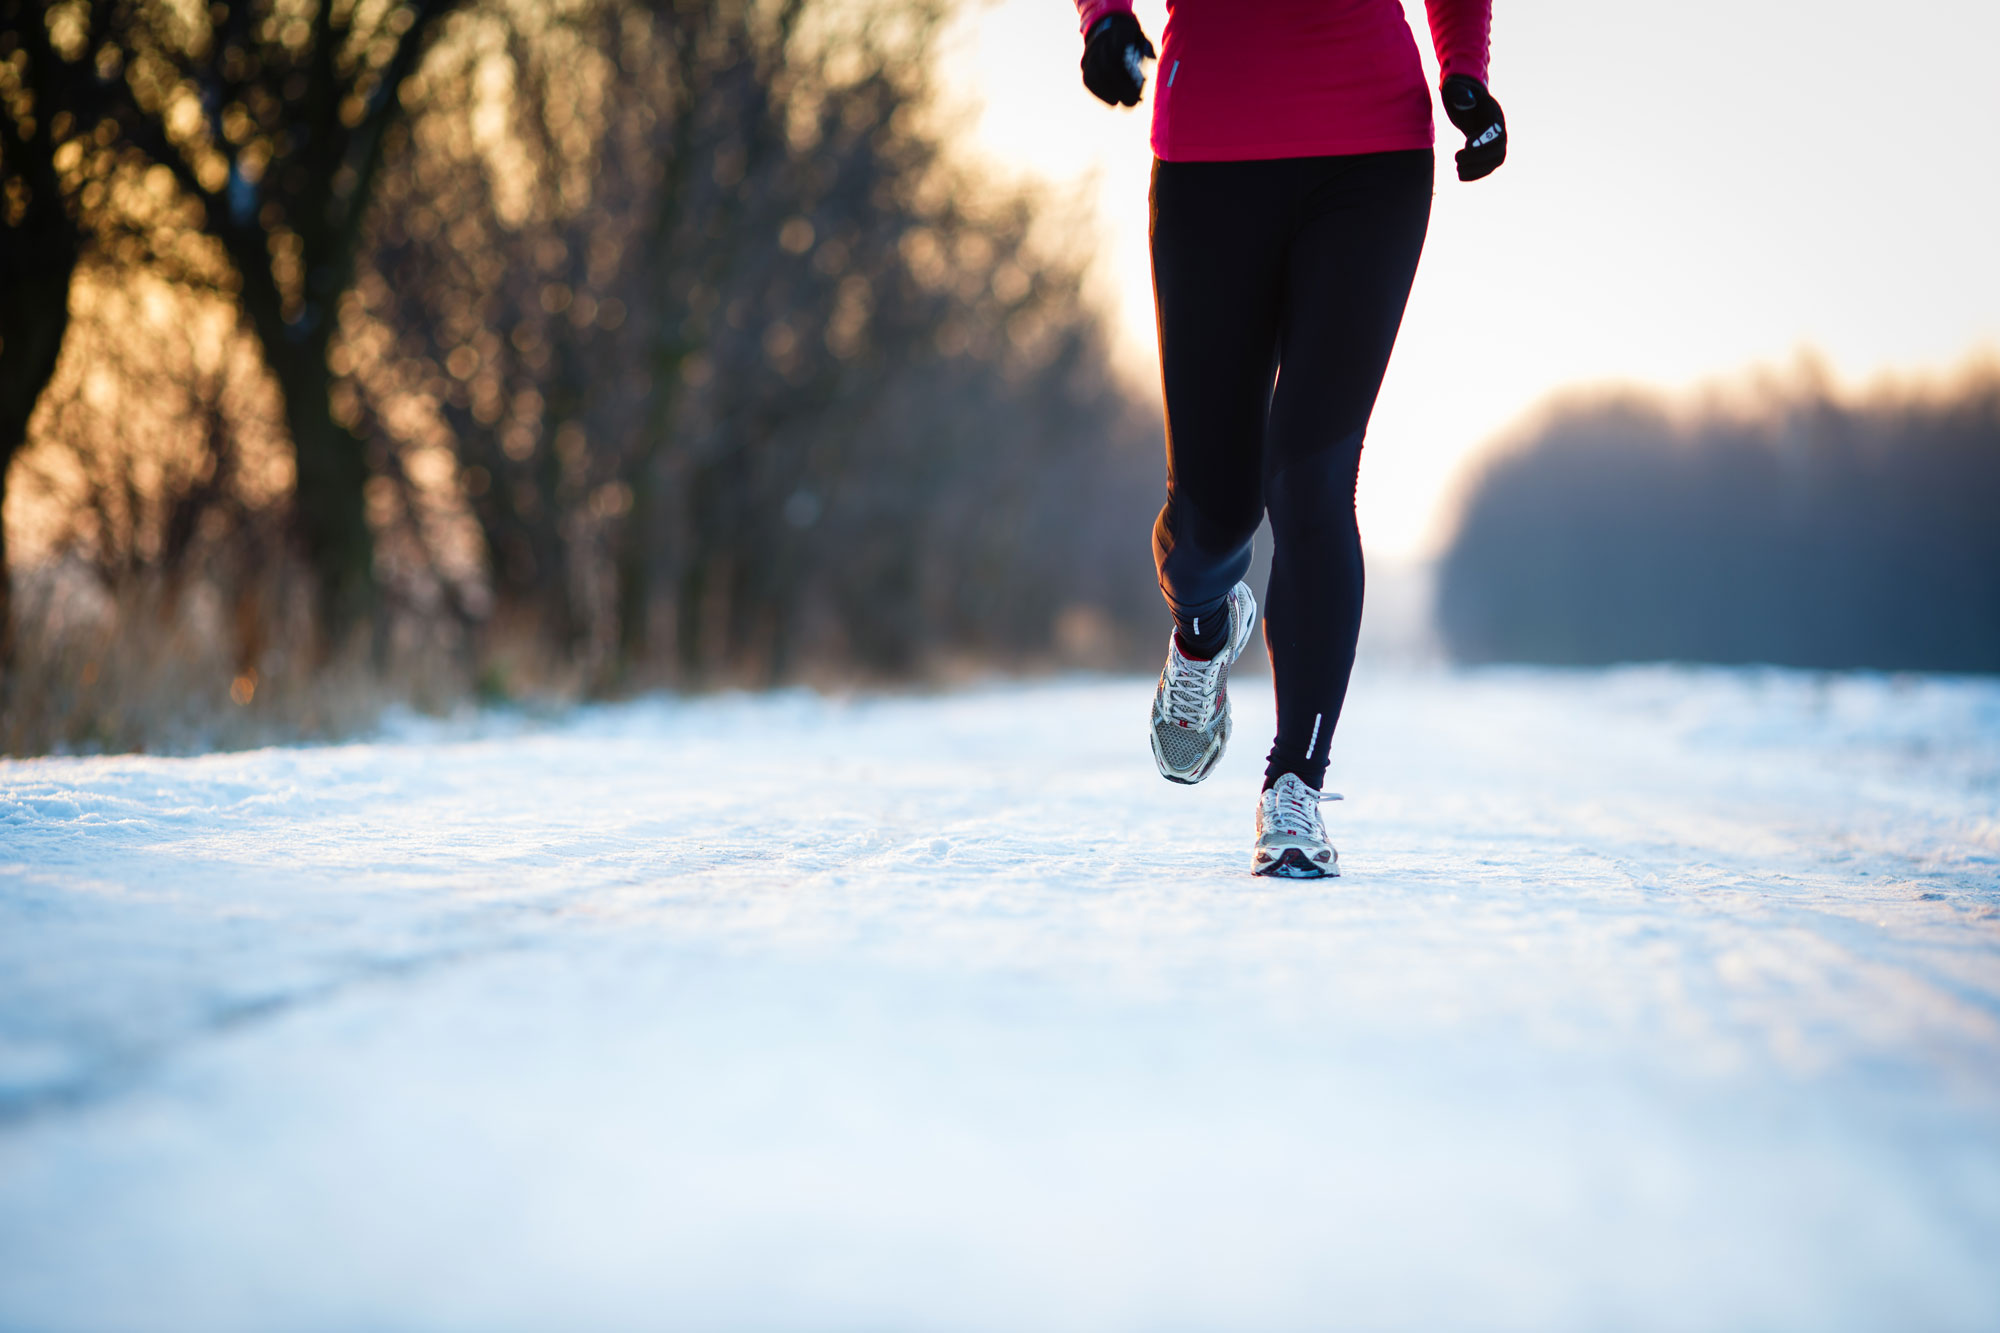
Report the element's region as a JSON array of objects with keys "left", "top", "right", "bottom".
[{"left": 0, "top": 560, "right": 467, "bottom": 757}]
